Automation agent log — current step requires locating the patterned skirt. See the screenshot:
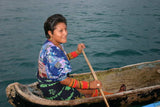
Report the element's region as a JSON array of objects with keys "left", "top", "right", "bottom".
[{"left": 37, "top": 73, "right": 84, "bottom": 100}]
